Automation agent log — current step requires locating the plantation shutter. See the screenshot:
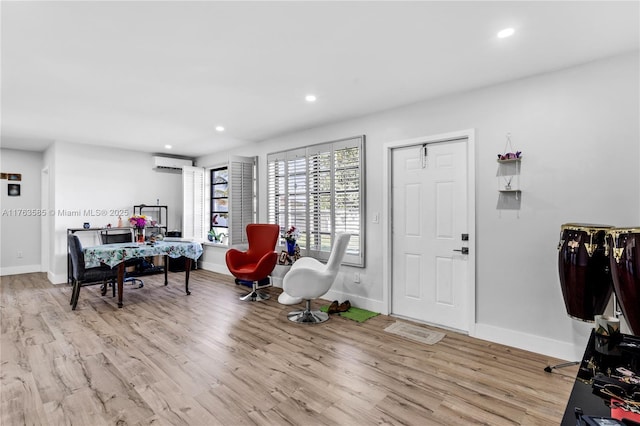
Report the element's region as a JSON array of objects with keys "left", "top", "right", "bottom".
[
  {"left": 286, "top": 149, "right": 307, "bottom": 250},
  {"left": 182, "top": 165, "right": 205, "bottom": 240},
  {"left": 267, "top": 153, "right": 286, "bottom": 234},
  {"left": 307, "top": 143, "right": 333, "bottom": 260},
  {"left": 333, "top": 139, "right": 364, "bottom": 266},
  {"left": 229, "top": 156, "right": 256, "bottom": 245},
  {"left": 266, "top": 136, "right": 365, "bottom": 266}
]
